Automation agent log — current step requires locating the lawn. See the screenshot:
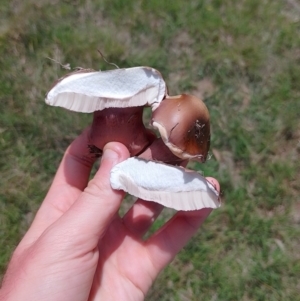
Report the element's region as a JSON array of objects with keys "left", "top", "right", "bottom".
[{"left": 0, "top": 0, "right": 299, "bottom": 300}]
